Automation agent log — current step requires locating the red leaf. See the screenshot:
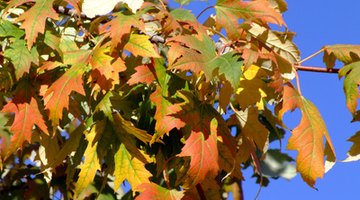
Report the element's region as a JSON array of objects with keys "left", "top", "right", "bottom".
[
  {"left": 44, "top": 65, "right": 85, "bottom": 126},
  {"left": 2, "top": 96, "right": 48, "bottom": 157},
  {"left": 179, "top": 118, "right": 219, "bottom": 187}
]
